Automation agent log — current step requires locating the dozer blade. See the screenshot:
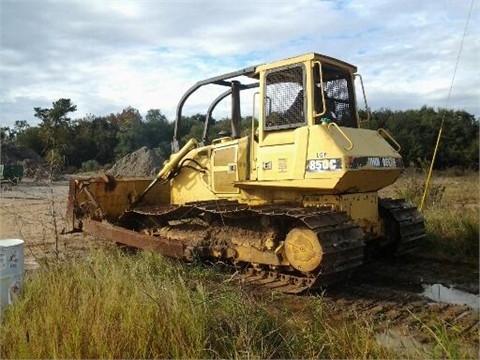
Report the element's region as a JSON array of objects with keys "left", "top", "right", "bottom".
[
  {"left": 81, "top": 219, "right": 185, "bottom": 259},
  {"left": 65, "top": 175, "right": 171, "bottom": 233}
]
